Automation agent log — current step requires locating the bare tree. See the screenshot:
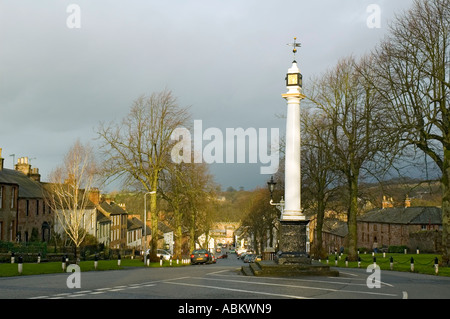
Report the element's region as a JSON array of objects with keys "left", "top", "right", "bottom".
[
  {"left": 301, "top": 108, "right": 340, "bottom": 258},
  {"left": 241, "top": 188, "right": 279, "bottom": 255},
  {"left": 44, "top": 140, "right": 97, "bottom": 261},
  {"left": 97, "top": 89, "right": 190, "bottom": 261},
  {"left": 309, "top": 56, "right": 392, "bottom": 260},
  {"left": 365, "top": 0, "right": 450, "bottom": 264},
  {"left": 159, "top": 159, "right": 216, "bottom": 257}
]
